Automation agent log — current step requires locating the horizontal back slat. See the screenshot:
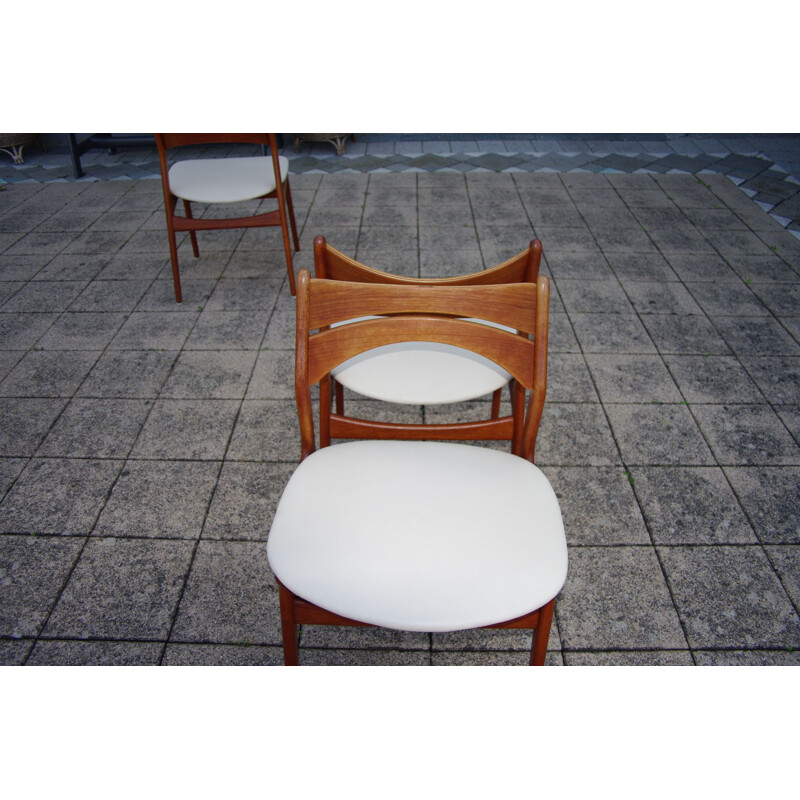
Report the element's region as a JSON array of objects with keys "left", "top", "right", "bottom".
[
  {"left": 156, "top": 133, "right": 273, "bottom": 150},
  {"left": 306, "top": 316, "right": 536, "bottom": 388},
  {"left": 320, "top": 241, "right": 534, "bottom": 286},
  {"left": 307, "top": 279, "right": 539, "bottom": 334}
]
